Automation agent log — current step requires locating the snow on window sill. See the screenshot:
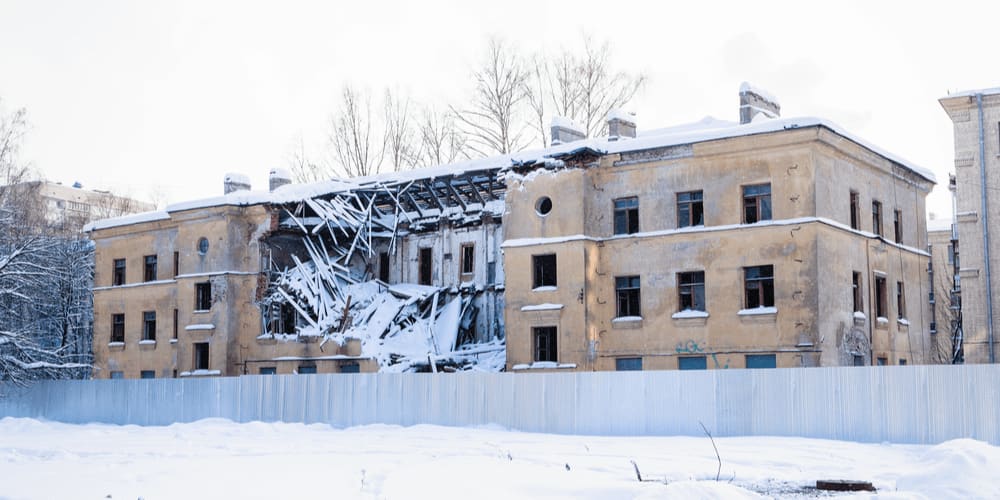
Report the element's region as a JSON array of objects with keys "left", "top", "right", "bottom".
[
  {"left": 897, "top": 318, "right": 910, "bottom": 326},
  {"left": 511, "top": 362, "right": 577, "bottom": 371},
  {"left": 192, "top": 309, "right": 211, "bottom": 314},
  {"left": 853, "top": 311, "right": 866, "bottom": 320},
  {"left": 179, "top": 369, "right": 221, "bottom": 377},
  {"left": 108, "top": 341, "right": 125, "bottom": 350},
  {"left": 737, "top": 306, "right": 777, "bottom": 316},
  {"left": 672, "top": 310, "right": 709, "bottom": 319},
  {"left": 520, "top": 303, "right": 564, "bottom": 312},
  {"left": 532, "top": 286, "right": 557, "bottom": 292},
  {"left": 185, "top": 324, "right": 215, "bottom": 331},
  {"left": 876, "top": 316, "right": 889, "bottom": 328},
  {"left": 169, "top": 338, "right": 178, "bottom": 344},
  {"left": 611, "top": 316, "right": 642, "bottom": 330},
  {"left": 138, "top": 339, "right": 156, "bottom": 345}
]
